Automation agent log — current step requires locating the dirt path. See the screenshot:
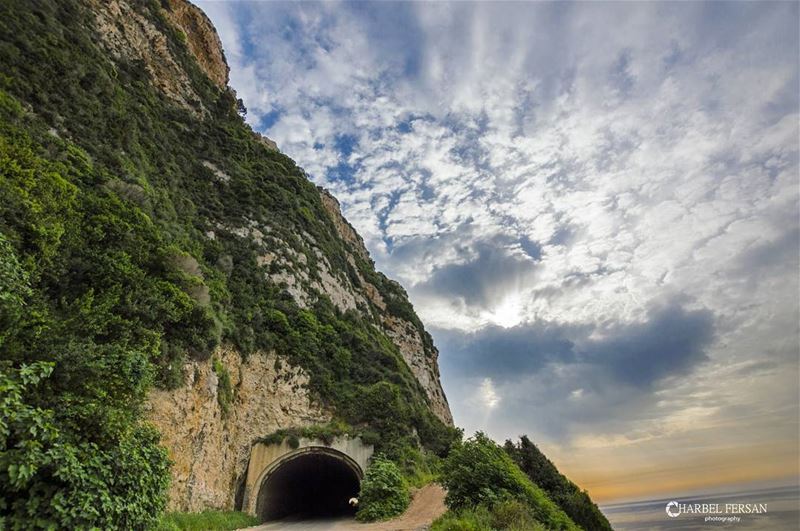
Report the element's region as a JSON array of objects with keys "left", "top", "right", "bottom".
[{"left": 249, "top": 483, "right": 446, "bottom": 531}]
